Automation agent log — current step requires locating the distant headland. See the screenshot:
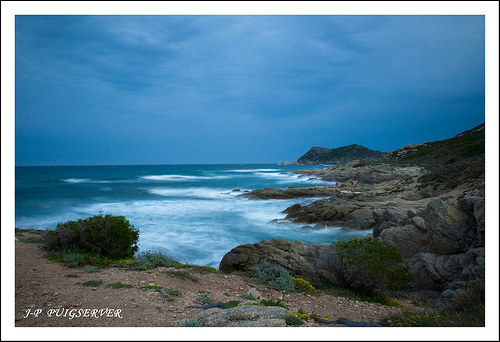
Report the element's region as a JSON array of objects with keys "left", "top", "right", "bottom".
[{"left": 281, "top": 144, "right": 384, "bottom": 165}]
